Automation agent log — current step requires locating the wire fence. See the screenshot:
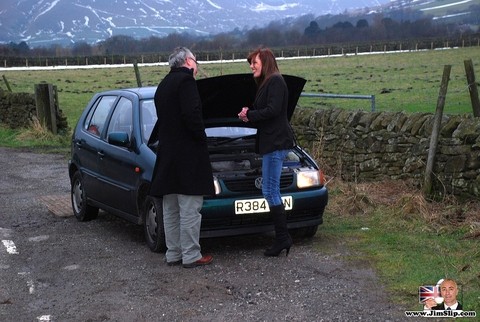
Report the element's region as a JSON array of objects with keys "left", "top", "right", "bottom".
[{"left": 1, "top": 36, "right": 479, "bottom": 68}]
